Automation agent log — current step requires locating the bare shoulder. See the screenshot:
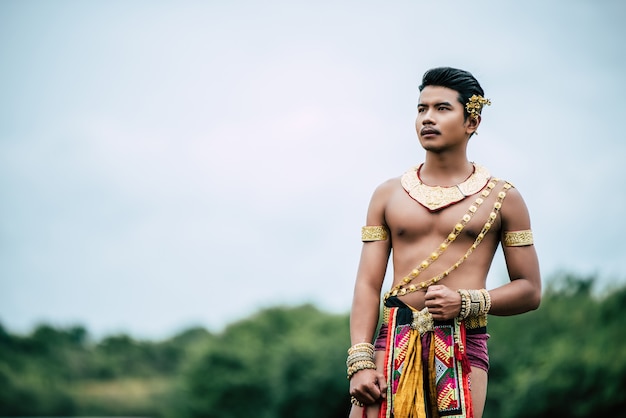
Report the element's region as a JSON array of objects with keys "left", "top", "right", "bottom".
[
  {"left": 500, "top": 181, "right": 533, "bottom": 231},
  {"left": 365, "top": 176, "right": 402, "bottom": 224},
  {"left": 372, "top": 176, "right": 402, "bottom": 199}
]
